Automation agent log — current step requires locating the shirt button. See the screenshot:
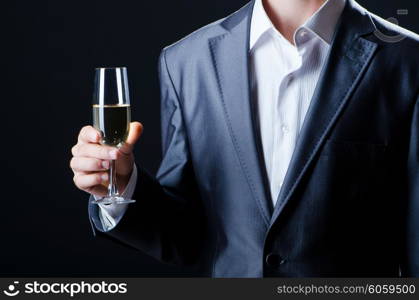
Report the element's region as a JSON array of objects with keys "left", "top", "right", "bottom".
[
  {"left": 299, "top": 30, "right": 307, "bottom": 38},
  {"left": 281, "top": 124, "right": 289, "bottom": 133}
]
